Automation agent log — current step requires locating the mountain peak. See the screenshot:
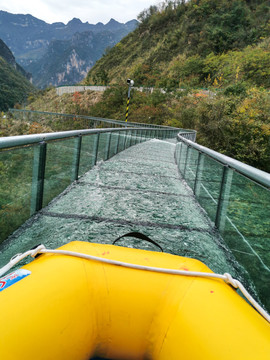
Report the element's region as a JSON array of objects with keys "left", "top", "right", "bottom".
[
  {"left": 67, "top": 18, "right": 83, "bottom": 26},
  {"left": 105, "top": 18, "right": 122, "bottom": 30},
  {"left": 106, "top": 18, "right": 121, "bottom": 25}
]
